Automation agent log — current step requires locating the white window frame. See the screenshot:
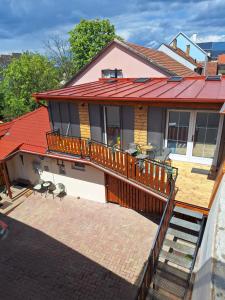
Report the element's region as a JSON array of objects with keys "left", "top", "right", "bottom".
[{"left": 165, "top": 109, "right": 224, "bottom": 165}]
